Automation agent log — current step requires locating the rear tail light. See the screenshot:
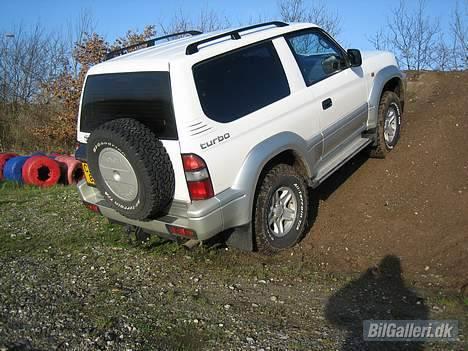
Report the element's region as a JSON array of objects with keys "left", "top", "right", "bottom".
[
  {"left": 182, "top": 154, "right": 214, "bottom": 200},
  {"left": 166, "top": 225, "right": 196, "bottom": 238},
  {"left": 83, "top": 201, "right": 101, "bottom": 214}
]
